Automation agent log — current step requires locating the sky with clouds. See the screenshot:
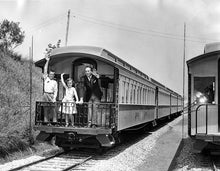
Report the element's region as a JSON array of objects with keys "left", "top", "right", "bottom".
[{"left": 1, "top": 0, "right": 220, "bottom": 95}]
